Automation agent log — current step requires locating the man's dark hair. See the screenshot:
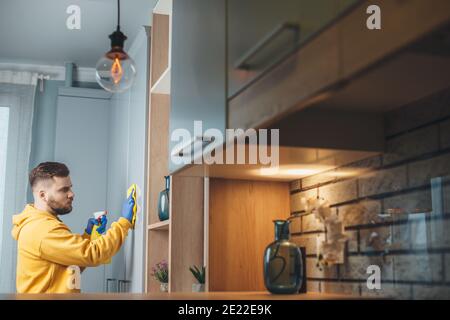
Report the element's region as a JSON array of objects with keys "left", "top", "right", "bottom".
[{"left": 29, "top": 162, "right": 70, "bottom": 189}]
